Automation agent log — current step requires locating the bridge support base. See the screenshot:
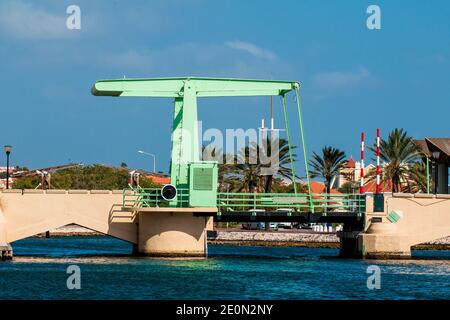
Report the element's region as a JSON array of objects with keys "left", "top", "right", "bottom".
[
  {"left": 0, "top": 243, "right": 13, "bottom": 260},
  {"left": 359, "top": 234, "right": 411, "bottom": 259},
  {"left": 134, "top": 209, "right": 214, "bottom": 257},
  {"left": 358, "top": 220, "right": 412, "bottom": 259}
]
